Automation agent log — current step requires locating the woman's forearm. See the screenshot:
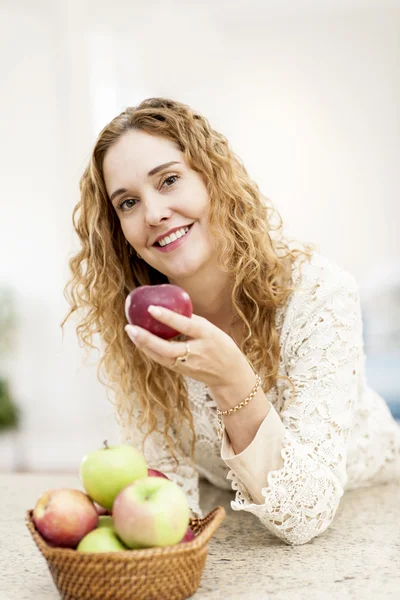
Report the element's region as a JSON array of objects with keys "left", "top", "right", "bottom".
[{"left": 209, "top": 365, "right": 271, "bottom": 455}]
